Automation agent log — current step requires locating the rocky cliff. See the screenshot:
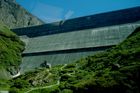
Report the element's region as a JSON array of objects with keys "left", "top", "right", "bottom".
[{"left": 0, "top": 0, "right": 44, "bottom": 28}]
